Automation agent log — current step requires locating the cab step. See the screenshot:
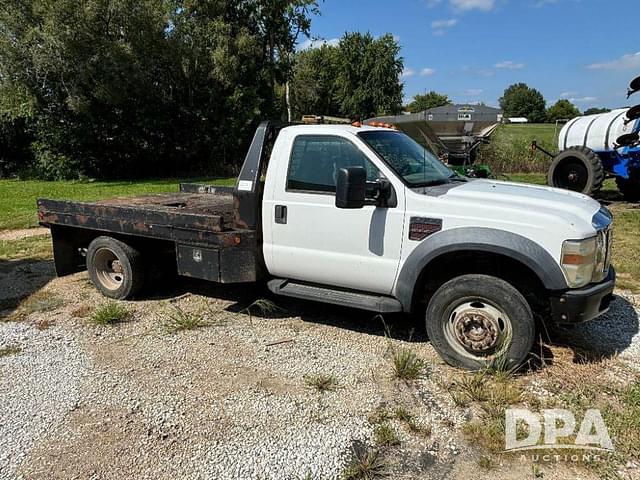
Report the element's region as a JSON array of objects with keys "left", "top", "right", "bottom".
[{"left": 267, "top": 279, "right": 403, "bottom": 313}]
